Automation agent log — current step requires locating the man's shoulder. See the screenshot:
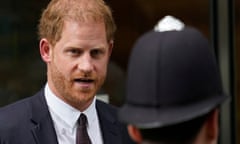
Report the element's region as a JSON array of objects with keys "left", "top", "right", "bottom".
[
  {"left": 0, "top": 90, "right": 43, "bottom": 124},
  {"left": 0, "top": 96, "right": 33, "bottom": 136},
  {"left": 0, "top": 96, "right": 32, "bottom": 116},
  {"left": 0, "top": 94, "right": 40, "bottom": 143}
]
